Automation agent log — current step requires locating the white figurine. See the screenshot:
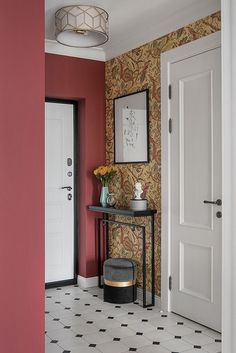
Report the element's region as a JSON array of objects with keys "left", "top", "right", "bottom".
[{"left": 134, "top": 182, "right": 143, "bottom": 200}]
